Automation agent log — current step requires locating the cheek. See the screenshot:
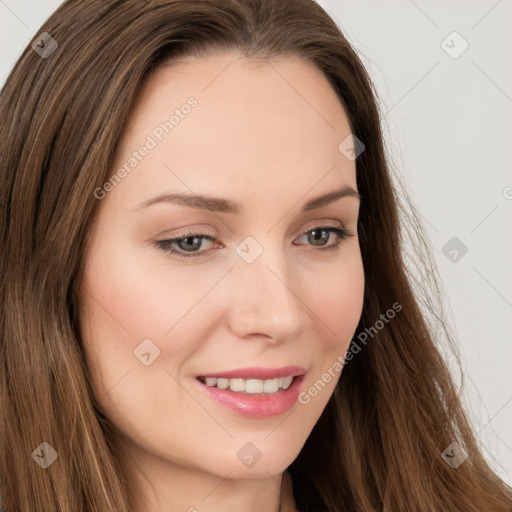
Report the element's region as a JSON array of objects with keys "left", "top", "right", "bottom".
[
  {"left": 77, "top": 234, "right": 238, "bottom": 420},
  {"left": 77, "top": 244, "right": 218, "bottom": 443},
  {"left": 79, "top": 236, "right": 225, "bottom": 348},
  {"left": 294, "top": 252, "right": 364, "bottom": 410},
  {"left": 306, "top": 247, "right": 365, "bottom": 352}
]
